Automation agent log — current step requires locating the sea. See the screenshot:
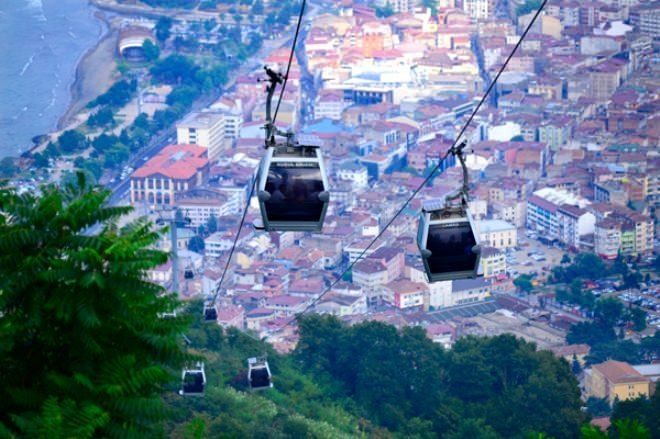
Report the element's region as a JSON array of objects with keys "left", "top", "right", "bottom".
[{"left": 0, "top": 0, "right": 102, "bottom": 158}]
